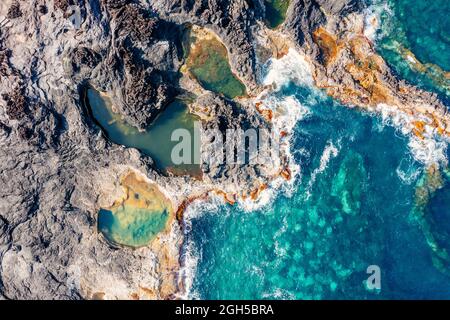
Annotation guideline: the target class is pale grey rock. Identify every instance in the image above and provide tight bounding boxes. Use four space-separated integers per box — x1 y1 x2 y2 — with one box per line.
2 0 412 300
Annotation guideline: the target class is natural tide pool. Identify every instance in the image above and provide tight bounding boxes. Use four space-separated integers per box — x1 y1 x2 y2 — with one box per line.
184 27 246 99
98 171 172 248
86 88 201 177
264 0 290 29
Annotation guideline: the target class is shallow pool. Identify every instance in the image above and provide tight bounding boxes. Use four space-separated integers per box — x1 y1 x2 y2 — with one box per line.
87 88 201 177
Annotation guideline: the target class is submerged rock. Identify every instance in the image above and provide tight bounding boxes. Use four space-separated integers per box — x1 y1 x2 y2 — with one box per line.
0 0 448 300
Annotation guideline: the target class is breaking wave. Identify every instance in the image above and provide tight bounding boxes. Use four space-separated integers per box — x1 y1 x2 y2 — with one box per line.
182 48 316 298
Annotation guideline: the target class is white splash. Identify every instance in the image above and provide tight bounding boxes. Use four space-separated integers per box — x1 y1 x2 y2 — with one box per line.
363 0 392 43
306 140 340 199
374 103 448 166
263 48 314 88
396 156 422 185
182 48 316 298
179 195 226 299
235 48 315 212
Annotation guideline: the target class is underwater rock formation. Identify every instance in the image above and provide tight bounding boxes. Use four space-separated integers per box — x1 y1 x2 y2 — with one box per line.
0 0 448 300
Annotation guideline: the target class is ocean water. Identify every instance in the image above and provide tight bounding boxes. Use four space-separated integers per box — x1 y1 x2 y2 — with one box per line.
188 84 450 299
186 1 450 299
376 0 450 103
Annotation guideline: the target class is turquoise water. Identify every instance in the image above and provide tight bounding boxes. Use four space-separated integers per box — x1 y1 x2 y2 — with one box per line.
99 207 169 248
189 84 450 299
426 175 450 262
189 1 450 297
377 0 450 103
97 172 172 248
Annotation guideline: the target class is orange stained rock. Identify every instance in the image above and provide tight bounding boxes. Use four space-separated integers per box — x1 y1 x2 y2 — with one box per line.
412 121 426 140
215 190 236 205
130 292 140 300
139 286 157 299
311 25 450 140
313 27 342 65
175 194 207 223
91 292 106 300
255 102 273 121
280 167 291 180
249 183 268 200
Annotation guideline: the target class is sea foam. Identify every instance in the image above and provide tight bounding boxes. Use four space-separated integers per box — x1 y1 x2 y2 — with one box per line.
306 140 340 199
183 48 316 298
374 103 448 166
363 0 392 43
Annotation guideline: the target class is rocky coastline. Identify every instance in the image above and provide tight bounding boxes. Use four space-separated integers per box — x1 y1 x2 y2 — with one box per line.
0 0 448 299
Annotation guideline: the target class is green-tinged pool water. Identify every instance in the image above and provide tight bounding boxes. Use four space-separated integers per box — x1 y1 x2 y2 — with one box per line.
264 0 290 29
185 28 246 99
87 89 201 177
98 172 172 248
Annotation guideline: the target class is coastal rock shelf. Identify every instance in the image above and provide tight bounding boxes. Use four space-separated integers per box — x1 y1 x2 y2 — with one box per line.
0 0 449 300
378 0 450 100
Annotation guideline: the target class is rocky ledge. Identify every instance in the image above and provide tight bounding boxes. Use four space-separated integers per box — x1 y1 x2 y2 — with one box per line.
0 0 448 299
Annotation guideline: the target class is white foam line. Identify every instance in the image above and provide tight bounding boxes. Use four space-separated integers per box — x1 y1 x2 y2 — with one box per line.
363 0 392 43
181 48 316 298
373 103 448 166
305 140 340 199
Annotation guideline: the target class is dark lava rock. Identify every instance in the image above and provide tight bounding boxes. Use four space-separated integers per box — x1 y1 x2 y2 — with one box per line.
38 5 48 15
101 3 184 129
2 88 28 121
7 2 22 19
54 0 75 12
151 0 263 91
0 121 11 139
71 47 102 72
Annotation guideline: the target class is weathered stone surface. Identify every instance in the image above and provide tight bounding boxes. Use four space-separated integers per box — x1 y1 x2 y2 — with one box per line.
6 1 22 19
0 0 448 300
150 0 263 92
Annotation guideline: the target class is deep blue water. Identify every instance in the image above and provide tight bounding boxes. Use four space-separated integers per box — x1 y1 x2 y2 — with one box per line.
188 0 450 299
188 84 450 299
377 0 450 104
